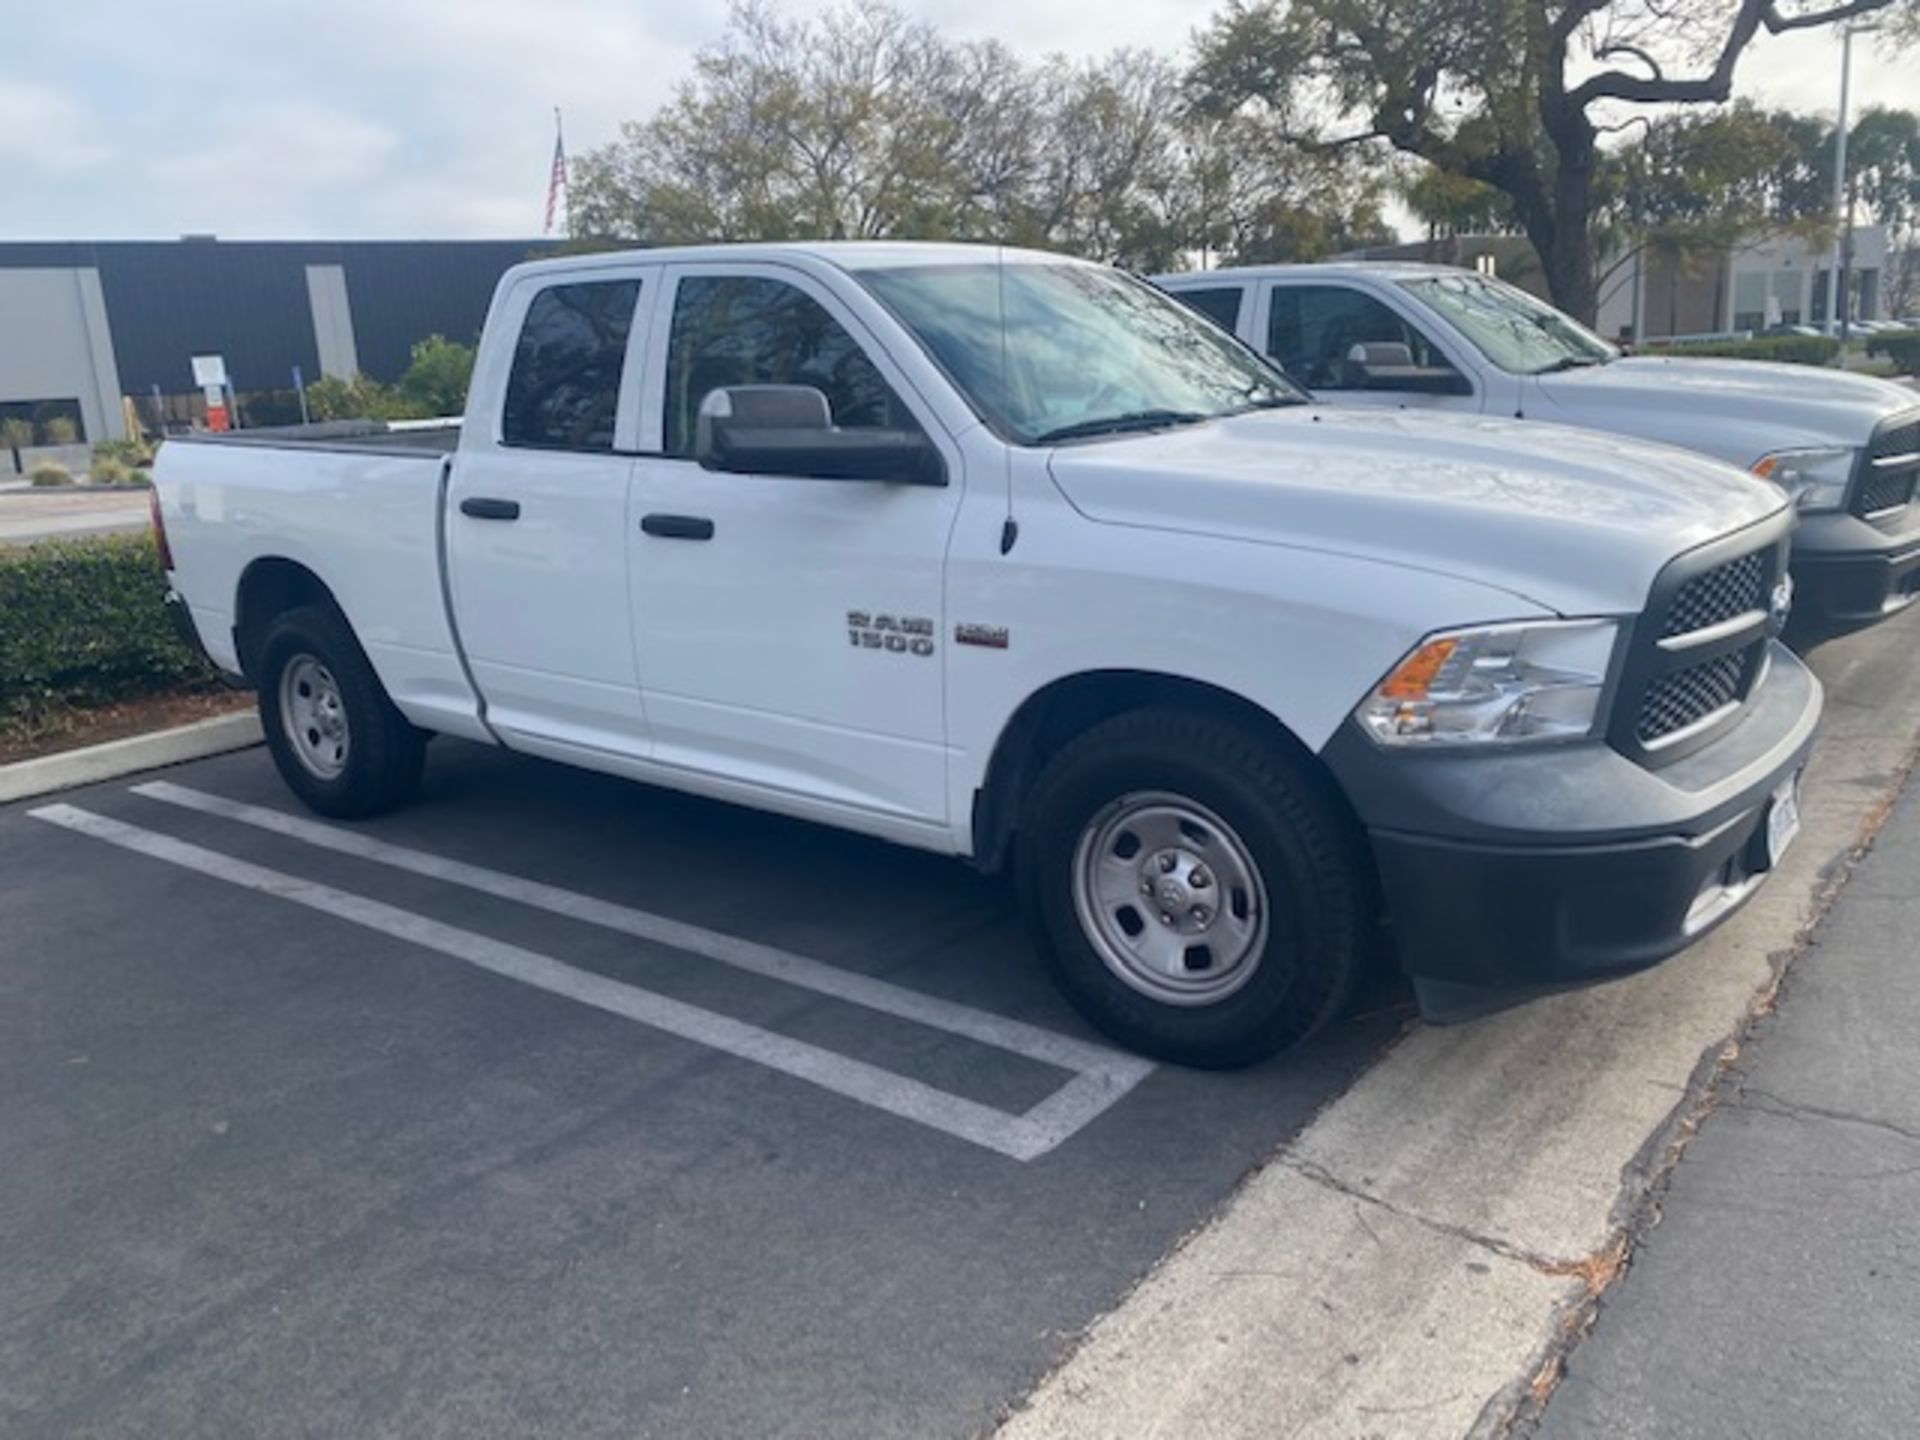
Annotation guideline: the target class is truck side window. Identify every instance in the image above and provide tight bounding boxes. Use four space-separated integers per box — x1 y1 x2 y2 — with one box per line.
1268 285 1456 392
1173 286 1246 333
502 279 641 452
663 276 916 457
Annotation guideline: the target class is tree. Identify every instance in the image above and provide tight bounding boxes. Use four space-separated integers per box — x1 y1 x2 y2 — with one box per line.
1 417 33 474
1189 0 1919 321
569 0 1387 272
1846 107 1920 313
570 0 995 245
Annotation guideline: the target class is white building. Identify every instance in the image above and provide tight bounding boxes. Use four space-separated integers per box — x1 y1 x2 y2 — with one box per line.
1595 224 1889 341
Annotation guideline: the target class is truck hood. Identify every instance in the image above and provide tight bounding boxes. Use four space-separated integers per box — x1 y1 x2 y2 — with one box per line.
1045 406 1786 617
1536 356 1916 460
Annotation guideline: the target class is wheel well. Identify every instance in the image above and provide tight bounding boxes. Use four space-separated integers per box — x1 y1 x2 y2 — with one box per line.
970 671 1364 875
233 558 340 681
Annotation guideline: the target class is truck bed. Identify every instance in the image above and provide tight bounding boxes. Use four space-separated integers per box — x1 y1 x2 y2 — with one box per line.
170 419 461 459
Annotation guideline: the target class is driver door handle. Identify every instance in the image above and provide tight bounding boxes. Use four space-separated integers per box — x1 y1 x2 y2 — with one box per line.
641 514 715 541
459 497 521 521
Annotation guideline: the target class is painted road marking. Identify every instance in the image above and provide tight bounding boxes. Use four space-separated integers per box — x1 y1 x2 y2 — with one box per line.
32 802 1149 1161
133 782 1141 1079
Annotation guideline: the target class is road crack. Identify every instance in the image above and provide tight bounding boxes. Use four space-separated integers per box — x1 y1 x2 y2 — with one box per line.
1277 1155 1586 1277
1725 1084 1920 1146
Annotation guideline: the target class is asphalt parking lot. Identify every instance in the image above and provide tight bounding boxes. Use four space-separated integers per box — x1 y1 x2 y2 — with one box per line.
0 740 1400 1440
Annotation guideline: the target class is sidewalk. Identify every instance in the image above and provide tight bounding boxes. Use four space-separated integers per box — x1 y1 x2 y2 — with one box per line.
1533 774 1920 1439
0 486 149 544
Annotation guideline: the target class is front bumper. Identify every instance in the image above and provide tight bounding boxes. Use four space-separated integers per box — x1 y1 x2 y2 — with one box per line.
1789 509 1920 628
1322 641 1822 1022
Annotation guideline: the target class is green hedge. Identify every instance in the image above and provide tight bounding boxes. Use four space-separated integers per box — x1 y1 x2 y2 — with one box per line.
1651 334 1842 367
1866 329 1920 376
0 532 219 724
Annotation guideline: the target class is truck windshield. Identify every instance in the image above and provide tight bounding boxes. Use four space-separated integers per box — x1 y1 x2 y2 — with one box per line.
1399 273 1618 376
855 261 1304 445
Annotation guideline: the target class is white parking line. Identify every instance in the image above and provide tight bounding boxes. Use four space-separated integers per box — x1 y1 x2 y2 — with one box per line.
31 801 1150 1161
132 781 1145 1080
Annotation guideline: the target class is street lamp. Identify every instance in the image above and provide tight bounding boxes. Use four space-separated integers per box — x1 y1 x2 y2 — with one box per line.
1825 21 1880 341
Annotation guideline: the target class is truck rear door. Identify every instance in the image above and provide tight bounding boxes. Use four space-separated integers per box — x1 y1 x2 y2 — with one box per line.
625 261 961 828
445 264 659 757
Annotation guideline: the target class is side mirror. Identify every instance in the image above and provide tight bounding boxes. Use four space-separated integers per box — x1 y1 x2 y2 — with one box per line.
694 385 945 486
1345 342 1474 396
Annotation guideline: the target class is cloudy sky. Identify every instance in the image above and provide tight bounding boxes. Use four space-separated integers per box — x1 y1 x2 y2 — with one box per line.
2 0 1911 243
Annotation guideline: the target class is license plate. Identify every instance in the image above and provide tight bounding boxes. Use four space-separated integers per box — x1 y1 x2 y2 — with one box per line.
1766 772 1803 868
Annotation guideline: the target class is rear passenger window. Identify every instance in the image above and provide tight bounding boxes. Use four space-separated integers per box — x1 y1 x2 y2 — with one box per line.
501 279 640 452
663 275 916 457
1173 286 1246 333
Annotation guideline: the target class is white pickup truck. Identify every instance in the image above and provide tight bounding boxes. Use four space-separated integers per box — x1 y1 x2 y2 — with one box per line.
156 242 1821 1066
1155 263 1920 629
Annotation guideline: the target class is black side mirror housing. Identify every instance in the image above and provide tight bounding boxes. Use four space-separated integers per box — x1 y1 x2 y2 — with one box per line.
694 385 946 486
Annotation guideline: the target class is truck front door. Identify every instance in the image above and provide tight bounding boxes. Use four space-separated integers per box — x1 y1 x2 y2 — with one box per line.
1260 280 1487 412
626 263 960 830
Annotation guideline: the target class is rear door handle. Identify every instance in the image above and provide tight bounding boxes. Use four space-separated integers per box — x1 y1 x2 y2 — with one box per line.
460 497 521 521
641 514 715 541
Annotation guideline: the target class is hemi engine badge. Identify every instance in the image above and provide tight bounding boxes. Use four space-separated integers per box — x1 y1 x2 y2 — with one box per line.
955 623 1010 650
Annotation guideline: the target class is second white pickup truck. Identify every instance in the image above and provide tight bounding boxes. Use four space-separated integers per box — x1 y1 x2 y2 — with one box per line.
1156 262 1920 630
157 242 1820 1066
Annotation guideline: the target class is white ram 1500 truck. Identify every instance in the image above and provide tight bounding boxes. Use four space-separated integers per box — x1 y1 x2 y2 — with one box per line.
156 242 1821 1066
1155 262 1920 629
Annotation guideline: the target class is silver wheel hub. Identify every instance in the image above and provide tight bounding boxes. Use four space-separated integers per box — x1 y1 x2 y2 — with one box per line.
279 654 350 781
1072 792 1270 1007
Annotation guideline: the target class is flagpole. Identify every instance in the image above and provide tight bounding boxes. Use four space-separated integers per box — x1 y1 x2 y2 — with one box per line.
545 106 569 236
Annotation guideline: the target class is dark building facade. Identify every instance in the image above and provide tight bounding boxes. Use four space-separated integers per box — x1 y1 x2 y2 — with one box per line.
0 237 563 442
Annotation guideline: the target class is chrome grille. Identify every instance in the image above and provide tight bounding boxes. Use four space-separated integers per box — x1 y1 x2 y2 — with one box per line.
1631 544 1774 749
1661 551 1765 638
1857 411 1920 524
1636 650 1748 745
1857 466 1918 518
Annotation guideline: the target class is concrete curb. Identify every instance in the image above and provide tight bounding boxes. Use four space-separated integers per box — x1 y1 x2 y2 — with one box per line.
997 610 1920 1440
0 711 262 805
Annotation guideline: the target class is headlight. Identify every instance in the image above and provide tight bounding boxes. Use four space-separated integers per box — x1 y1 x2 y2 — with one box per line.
1356 620 1620 748
1752 447 1854 513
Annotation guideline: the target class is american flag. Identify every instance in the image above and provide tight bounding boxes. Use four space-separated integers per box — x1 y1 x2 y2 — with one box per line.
543 110 568 235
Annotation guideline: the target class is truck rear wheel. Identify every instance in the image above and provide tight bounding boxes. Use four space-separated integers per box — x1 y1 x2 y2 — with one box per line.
1018 707 1367 1068
257 604 425 818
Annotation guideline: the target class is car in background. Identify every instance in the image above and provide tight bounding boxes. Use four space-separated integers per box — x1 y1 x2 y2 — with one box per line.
1155 262 1920 631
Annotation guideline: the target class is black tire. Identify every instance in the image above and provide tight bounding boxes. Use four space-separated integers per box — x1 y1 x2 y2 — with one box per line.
256 603 426 818
1017 707 1369 1068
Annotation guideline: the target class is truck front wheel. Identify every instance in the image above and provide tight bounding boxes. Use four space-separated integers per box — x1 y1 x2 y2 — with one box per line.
257 604 425 818
1019 708 1368 1068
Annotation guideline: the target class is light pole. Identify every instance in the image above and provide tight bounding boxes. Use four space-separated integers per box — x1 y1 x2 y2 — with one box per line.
1825 22 1879 340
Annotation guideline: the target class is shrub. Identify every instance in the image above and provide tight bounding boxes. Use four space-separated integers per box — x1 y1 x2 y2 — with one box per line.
1652 334 1842 367
28 463 74 487
93 437 157 469
88 455 131 486
397 335 476 418
0 533 219 725
41 415 80 445
303 372 423 423
1866 329 1920 376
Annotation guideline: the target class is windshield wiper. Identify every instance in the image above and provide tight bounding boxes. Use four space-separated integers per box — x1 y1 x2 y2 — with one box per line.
1034 409 1207 444
1534 355 1607 374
